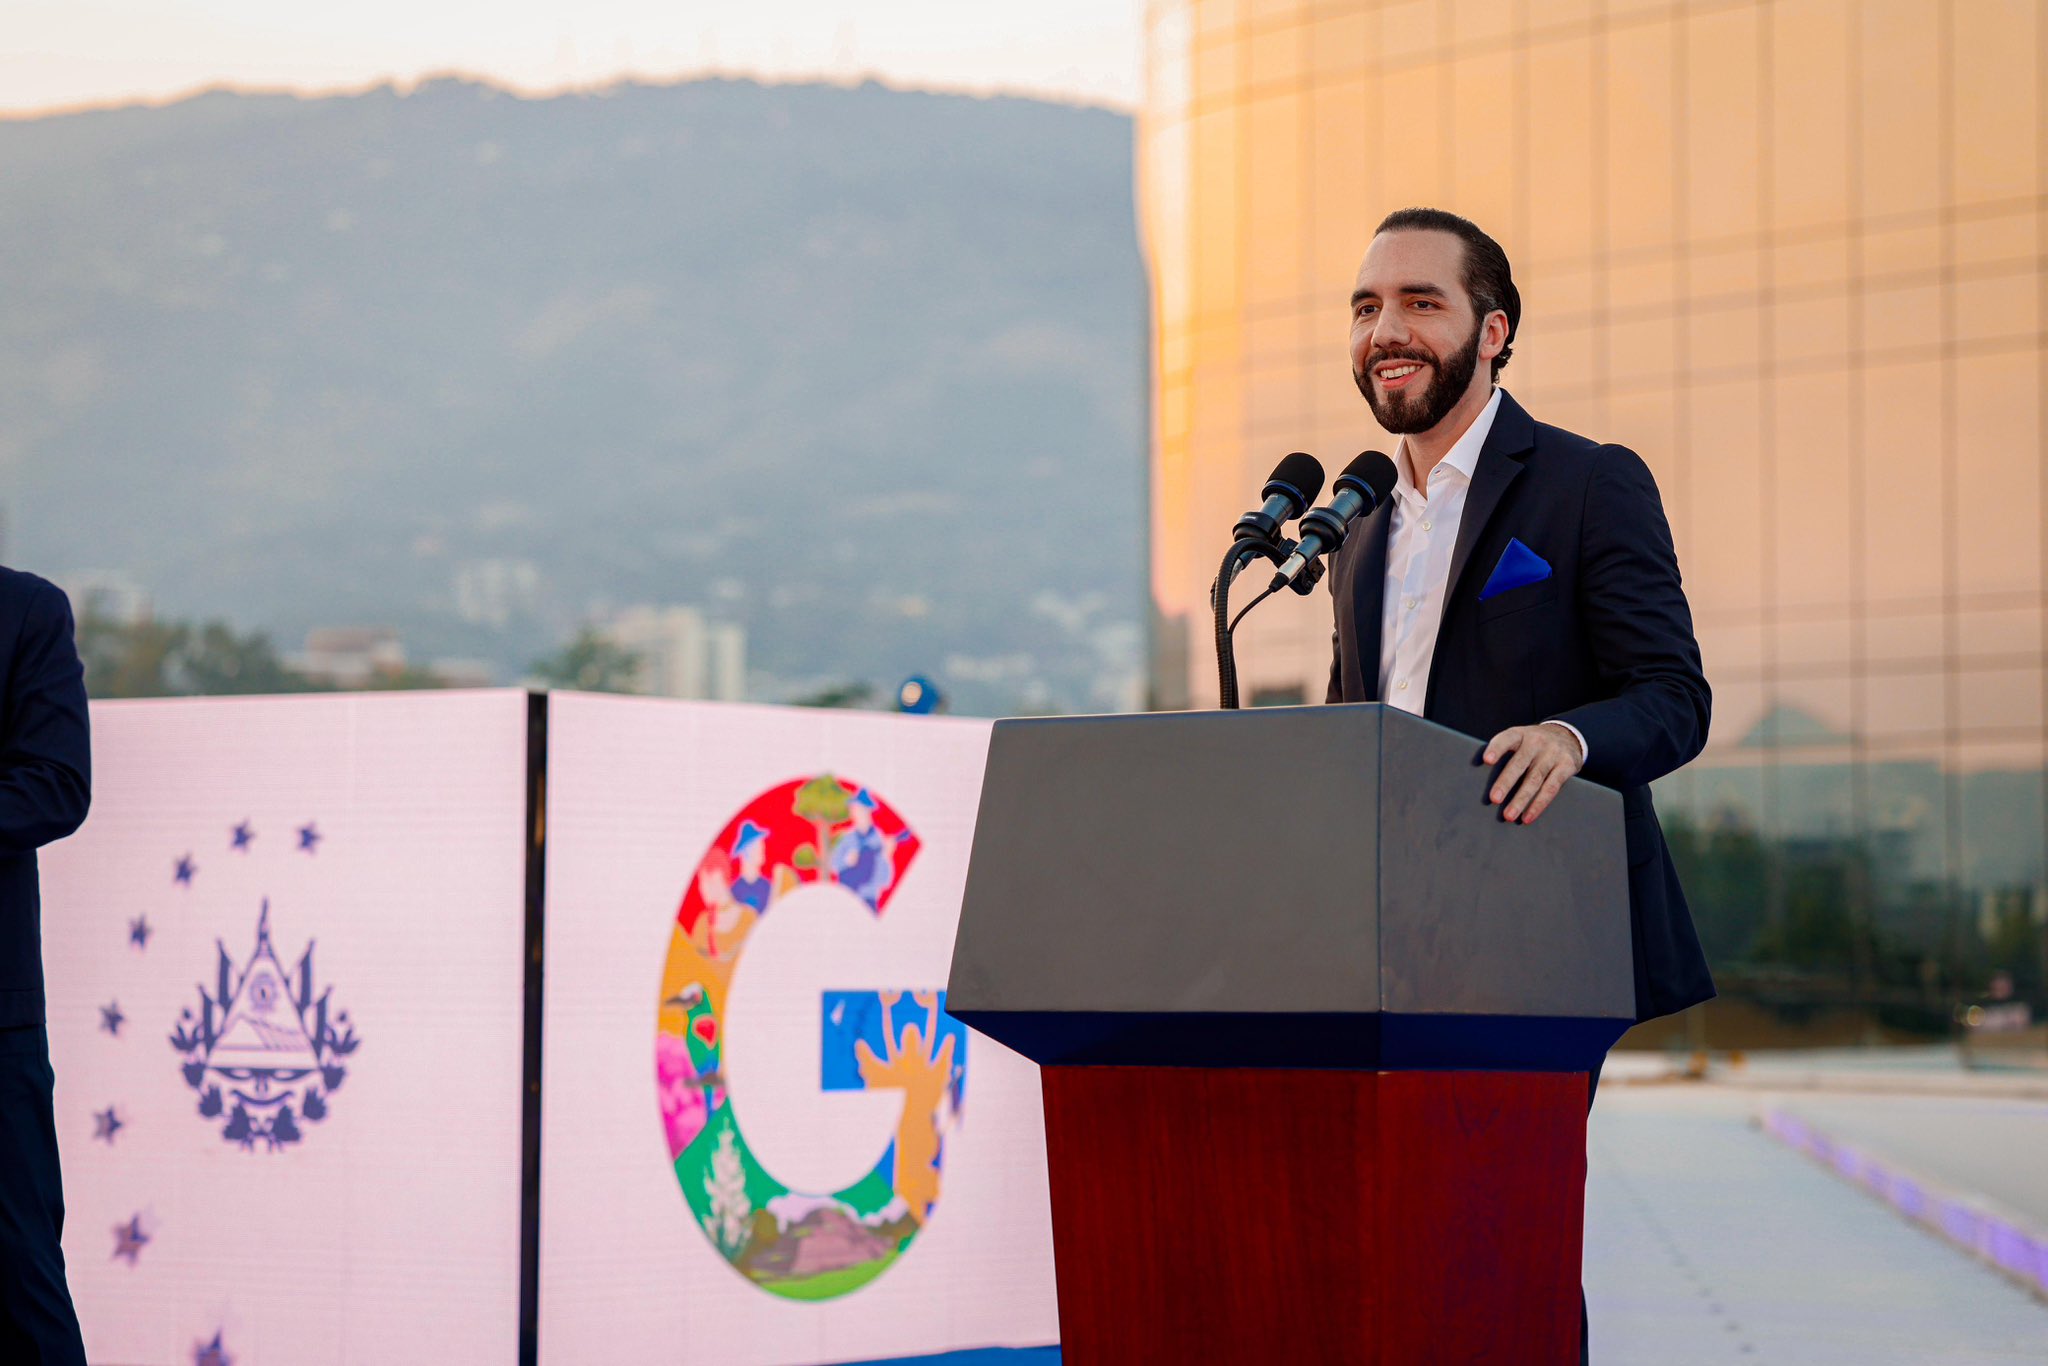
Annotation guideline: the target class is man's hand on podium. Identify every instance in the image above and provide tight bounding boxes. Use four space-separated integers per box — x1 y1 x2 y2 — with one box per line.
1482 722 1586 824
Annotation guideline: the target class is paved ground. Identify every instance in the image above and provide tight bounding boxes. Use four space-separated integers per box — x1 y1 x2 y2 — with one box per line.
892 1053 2048 1366
1766 1092 2048 1232
1607 1044 2048 1095
1586 1083 2048 1365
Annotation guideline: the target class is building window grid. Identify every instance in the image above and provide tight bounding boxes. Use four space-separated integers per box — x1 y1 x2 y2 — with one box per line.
1229 330 2047 413
1149 0 2048 913
1937 0 1966 957
1165 0 1763 96
2038 0 2048 962
1141 201 2048 335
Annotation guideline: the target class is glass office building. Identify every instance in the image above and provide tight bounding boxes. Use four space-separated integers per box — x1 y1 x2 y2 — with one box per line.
1142 0 2046 1038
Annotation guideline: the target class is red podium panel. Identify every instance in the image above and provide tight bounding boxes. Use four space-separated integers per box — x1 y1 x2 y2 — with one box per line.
1040 1067 1586 1365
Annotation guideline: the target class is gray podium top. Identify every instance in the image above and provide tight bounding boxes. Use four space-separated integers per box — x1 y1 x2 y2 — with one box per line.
945 703 1633 1071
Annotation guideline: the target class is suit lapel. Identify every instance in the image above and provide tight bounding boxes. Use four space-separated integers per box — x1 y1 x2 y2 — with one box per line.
1348 502 1393 701
1444 389 1537 611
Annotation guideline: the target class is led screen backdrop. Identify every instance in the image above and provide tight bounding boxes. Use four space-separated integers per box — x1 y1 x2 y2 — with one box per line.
41 692 533 1366
538 694 1058 1365
38 690 1058 1364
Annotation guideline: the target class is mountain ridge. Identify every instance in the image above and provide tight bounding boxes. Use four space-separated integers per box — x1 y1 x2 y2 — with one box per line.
0 74 1146 713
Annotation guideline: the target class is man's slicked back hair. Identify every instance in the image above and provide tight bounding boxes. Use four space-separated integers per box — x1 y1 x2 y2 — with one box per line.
1373 207 1520 379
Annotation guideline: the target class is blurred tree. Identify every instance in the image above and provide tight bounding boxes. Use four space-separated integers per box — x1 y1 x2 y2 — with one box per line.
78 608 314 698
359 665 451 692
1755 859 1861 971
74 605 482 696
1981 887 2046 997
1663 815 1771 965
170 621 309 695
529 628 642 694
76 608 183 697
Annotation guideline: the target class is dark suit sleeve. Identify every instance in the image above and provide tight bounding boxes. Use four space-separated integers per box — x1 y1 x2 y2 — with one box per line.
1549 447 1710 789
0 582 91 856
1325 629 1342 704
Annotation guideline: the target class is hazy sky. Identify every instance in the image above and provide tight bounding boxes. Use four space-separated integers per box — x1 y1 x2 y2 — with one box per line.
2 0 1143 117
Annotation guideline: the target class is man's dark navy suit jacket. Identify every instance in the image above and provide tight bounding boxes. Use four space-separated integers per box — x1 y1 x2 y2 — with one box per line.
0 569 92 1030
1326 389 1715 1023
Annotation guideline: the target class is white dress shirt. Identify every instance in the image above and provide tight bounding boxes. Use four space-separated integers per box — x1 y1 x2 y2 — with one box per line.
1377 387 1587 761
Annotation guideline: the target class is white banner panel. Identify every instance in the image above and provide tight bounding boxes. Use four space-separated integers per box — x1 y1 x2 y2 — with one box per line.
539 694 1057 1365
42 692 532 1366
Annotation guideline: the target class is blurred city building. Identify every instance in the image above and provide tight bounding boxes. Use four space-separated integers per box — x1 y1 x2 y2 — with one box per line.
295 627 407 688
55 569 153 625
1142 0 2045 1038
454 557 544 628
601 605 746 702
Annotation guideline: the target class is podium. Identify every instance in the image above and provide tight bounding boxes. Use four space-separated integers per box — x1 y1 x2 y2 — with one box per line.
946 704 1633 1364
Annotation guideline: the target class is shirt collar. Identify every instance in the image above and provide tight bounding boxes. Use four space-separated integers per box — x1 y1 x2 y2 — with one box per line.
1394 386 1505 503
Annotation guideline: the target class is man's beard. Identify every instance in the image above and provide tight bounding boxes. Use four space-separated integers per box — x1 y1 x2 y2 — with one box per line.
1354 323 1482 434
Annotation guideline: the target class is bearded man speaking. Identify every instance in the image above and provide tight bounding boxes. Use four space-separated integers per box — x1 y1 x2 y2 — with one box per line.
1324 207 1714 1360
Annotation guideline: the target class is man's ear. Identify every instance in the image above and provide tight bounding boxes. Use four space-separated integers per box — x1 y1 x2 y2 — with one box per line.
1480 309 1510 362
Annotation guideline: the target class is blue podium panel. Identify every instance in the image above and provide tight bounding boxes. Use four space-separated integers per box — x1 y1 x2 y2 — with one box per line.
836 1349 1060 1366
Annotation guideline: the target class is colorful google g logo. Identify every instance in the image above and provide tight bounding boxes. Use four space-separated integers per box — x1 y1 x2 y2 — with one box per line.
655 774 968 1300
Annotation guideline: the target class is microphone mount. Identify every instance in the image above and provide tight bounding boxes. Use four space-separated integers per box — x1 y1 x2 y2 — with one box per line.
1211 534 1323 711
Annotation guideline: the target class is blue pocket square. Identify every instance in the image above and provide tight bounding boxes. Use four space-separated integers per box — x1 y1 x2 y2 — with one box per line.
1479 538 1552 601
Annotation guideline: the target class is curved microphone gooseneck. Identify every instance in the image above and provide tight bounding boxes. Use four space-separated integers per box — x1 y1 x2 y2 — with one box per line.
1211 454 1325 710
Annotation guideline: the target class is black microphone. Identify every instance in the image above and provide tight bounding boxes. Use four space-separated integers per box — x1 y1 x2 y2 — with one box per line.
1270 450 1398 590
1232 452 1325 549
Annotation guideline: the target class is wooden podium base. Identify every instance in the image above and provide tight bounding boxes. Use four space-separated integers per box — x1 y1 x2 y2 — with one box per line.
1040 1067 1588 1365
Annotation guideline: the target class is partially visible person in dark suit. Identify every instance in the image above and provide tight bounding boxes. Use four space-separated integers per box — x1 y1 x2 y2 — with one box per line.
1326 207 1713 1363
0 567 92 1364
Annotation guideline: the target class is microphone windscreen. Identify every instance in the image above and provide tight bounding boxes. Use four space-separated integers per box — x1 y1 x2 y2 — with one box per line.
1338 449 1399 508
1266 451 1325 508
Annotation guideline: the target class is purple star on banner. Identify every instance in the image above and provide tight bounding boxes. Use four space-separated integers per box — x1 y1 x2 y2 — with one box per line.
193 1330 233 1366
174 854 196 886
230 821 254 852
99 1001 125 1037
112 1215 148 1265
129 915 151 950
93 1106 123 1144
297 822 321 853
